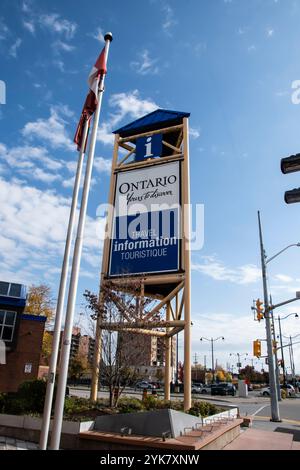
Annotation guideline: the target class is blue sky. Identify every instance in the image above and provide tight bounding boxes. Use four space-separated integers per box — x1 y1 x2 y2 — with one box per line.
1 0 300 372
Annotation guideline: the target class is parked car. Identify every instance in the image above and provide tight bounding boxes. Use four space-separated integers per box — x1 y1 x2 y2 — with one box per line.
135 381 155 390
281 384 295 397
200 384 212 394
149 381 162 389
191 385 202 394
261 385 295 397
260 386 270 396
211 383 236 396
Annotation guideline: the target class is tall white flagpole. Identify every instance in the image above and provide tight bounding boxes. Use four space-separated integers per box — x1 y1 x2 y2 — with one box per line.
39 117 90 450
50 32 113 450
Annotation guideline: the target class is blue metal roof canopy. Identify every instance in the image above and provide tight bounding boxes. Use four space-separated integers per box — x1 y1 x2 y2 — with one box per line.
113 108 190 138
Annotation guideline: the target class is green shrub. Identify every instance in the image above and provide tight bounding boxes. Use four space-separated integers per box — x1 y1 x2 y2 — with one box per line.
2 396 26 414
117 397 144 414
0 393 5 413
188 401 219 417
17 380 47 413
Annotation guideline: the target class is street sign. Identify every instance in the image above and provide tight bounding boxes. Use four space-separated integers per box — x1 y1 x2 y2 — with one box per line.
135 133 162 161
109 161 181 277
24 363 32 374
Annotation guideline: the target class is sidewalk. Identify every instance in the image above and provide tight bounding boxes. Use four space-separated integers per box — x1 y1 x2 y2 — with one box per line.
224 428 300 450
0 436 38 450
224 416 300 450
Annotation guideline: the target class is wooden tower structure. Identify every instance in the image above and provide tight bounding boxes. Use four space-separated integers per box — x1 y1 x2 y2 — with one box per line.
91 109 192 410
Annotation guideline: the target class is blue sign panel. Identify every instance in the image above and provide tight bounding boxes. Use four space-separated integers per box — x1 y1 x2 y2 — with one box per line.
135 133 162 161
109 161 181 277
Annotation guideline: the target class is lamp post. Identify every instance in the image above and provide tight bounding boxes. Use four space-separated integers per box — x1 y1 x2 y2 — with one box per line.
229 353 248 375
275 314 299 386
283 334 300 384
257 211 300 421
200 337 224 383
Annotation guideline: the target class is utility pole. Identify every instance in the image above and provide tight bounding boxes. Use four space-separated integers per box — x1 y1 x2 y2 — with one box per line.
270 301 282 401
193 353 198 381
211 339 215 383
278 316 286 386
258 211 281 421
290 336 295 383
176 333 179 384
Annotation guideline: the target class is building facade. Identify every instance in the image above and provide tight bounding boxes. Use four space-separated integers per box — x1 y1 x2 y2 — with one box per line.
0 281 46 392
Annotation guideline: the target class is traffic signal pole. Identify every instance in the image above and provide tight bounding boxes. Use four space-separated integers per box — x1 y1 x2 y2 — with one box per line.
278 317 287 386
270 306 282 402
258 211 281 422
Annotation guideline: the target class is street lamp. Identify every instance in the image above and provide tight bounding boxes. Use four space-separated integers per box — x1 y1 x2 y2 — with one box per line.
275 314 299 386
200 337 224 383
257 213 300 421
266 244 300 265
229 353 248 374
282 333 300 384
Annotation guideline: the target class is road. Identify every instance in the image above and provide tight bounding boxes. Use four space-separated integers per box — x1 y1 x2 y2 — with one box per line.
69 386 300 422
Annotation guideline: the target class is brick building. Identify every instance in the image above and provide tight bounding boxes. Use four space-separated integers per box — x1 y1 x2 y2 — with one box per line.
0 281 46 392
119 332 176 369
46 327 95 366
0 314 46 392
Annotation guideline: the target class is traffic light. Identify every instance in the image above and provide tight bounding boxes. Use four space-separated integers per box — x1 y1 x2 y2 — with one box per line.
281 154 300 204
256 299 264 322
253 340 262 358
281 154 300 174
272 340 278 354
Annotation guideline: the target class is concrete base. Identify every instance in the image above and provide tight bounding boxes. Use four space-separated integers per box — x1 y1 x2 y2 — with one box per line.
80 419 243 451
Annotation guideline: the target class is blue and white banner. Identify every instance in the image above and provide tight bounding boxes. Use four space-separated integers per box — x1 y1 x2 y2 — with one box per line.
109 161 181 277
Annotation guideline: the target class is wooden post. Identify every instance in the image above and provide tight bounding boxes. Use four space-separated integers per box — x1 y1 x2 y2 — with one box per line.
164 302 171 401
183 117 191 411
90 134 119 402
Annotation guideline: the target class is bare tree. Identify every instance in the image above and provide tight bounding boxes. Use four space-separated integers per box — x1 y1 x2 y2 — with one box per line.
84 278 162 407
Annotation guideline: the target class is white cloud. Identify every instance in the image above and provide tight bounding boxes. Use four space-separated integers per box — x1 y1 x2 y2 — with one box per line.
275 274 294 283
24 167 61 183
0 143 63 171
0 18 9 41
0 177 104 279
22 1 31 13
130 50 159 75
52 40 75 53
189 127 201 139
9 38 22 58
94 156 112 174
192 256 261 285
23 20 35 34
97 90 158 145
162 3 177 36
39 14 77 39
89 27 105 43
22 105 74 151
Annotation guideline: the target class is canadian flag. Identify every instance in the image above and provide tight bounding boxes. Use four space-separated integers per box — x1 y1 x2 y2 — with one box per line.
74 46 107 151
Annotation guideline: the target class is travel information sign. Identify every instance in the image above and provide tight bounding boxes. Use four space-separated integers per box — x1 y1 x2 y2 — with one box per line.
109 161 181 277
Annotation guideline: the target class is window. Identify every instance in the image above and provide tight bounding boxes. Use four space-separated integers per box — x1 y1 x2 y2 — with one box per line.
0 282 22 298
9 284 22 297
0 310 17 342
0 282 9 296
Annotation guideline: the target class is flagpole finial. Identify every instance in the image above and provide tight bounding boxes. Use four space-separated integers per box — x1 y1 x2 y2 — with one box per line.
104 32 113 42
